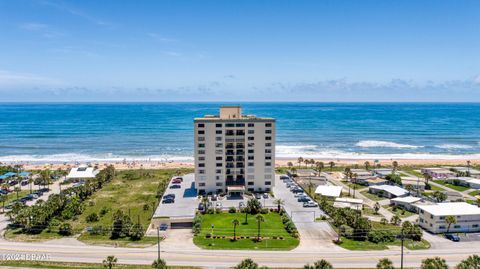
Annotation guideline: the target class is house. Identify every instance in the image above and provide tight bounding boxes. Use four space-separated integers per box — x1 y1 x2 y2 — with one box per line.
373 168 397 178
450 167 480 177
421 168 456 179
417 202 480 233
467 178 480 189
350 169 372 177
66 165 99 182
315 185 343 198
333 197 363 210
355 176 387 186
369 185 409 199
390 196 422 212
446 177 480 190
401 177 426 191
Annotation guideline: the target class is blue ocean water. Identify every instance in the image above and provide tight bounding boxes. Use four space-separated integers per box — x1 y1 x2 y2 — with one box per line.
0 103 479 163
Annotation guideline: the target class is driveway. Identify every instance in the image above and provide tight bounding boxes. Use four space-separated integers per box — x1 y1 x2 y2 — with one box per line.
273 175 340 251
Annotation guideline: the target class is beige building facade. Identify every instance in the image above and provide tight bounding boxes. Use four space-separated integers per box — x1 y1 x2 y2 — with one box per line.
194 106 275 195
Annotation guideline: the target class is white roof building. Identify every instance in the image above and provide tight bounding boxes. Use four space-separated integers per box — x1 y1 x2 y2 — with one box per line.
315 185 343 198
391 196 422 204
369 185 409 198
333 197 363 210
66 165 99 180
417 202 480 233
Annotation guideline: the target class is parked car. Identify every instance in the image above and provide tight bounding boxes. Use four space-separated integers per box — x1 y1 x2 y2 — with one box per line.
254 193 262 199
9 181 18 186
303 201 318 208
280 175 290 181
162 198 175 204
211 194 218 201
170 184 181 189
262 193 269 199
0 190 7 195
172 177 182 184
445 234 460 242
215 202 222 209
297 196 310 202
33 191 43 196
21 180 28 186
198 203 205 211
239 202 245 208
159 223 168 231
164 194 176 199
294 193 307 198
172 176 183 182
291 188 304 194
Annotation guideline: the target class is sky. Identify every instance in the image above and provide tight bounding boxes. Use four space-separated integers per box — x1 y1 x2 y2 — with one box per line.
0 0 480 102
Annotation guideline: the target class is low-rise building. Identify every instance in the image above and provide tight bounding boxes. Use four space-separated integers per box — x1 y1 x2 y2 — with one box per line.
333 197 363 210
369 185 409 199
373 168 397 178
350 169 372 177
315 185 343 198
447 177 480 189
66 165 99 182
421 168 456 179
449 167 480 177
355 176 387 186
401 177 426 191
417 202 480 233
390 196 422 212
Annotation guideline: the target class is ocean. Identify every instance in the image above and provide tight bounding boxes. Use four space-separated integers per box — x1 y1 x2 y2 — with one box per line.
1 102 480 163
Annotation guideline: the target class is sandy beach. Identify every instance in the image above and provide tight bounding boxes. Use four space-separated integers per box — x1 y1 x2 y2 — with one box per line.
12 157 480 171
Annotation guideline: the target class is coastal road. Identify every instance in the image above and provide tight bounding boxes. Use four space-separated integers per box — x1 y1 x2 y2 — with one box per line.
0 239 479 268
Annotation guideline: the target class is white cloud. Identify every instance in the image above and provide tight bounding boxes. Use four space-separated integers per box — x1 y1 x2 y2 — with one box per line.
19 22 48 31
147 33 178 43
0 70 60 85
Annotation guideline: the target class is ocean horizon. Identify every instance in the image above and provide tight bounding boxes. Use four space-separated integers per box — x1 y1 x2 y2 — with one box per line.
1 102 480 163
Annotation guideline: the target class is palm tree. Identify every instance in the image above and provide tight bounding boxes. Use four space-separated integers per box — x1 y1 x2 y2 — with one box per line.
102 255 117 269
456 254 480 269
287 162 293 170
234 259 258 269
297 157 304 168
390 215 401 226
315 161 324 175
392 161 399 172
467 160 471 174
255 214 265 241
445 215 457 233
202 196 209 211
304 159 310 168
309 159 315 168
421 257 448 269
376 258 394 269
423 173 432 185
273 199 284 212
14 186 21 200
364 161 371 171
0 195 6 213
374 202 380 215
304 259 333 269
232 219 240 241
28 176 34 194
328 161 335 171
152 258 167 269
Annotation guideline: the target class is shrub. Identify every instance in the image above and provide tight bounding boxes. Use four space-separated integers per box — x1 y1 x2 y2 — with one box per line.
86 212 99 222
206 208 215 214
99 207 109 216
91 225 107 235
228 207 237 213
367 230 395 243
47 218 61 233
58 223 72 236
143 203 150 211
260 208 269 214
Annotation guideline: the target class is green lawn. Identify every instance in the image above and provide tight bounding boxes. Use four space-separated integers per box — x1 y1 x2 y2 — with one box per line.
193 212 299 250
468 190 480 196
347 182 368 190
0 260 198 269
360 190 386 201
382 205 416 218
6 168 193 247
433 180 470 192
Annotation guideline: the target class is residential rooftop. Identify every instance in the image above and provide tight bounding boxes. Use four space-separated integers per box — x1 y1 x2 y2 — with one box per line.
369 185 409 197
417 202 480 216
194 106 274 121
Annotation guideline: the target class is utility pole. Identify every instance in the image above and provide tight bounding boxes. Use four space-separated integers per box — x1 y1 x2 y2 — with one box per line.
157 227 160 260
400 227 404 269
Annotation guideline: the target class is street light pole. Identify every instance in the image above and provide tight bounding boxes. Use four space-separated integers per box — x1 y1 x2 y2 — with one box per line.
400 228 404 269
157 227 160 261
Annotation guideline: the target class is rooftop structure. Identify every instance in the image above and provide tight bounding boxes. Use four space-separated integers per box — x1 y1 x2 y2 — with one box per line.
333 197 363 210
66 165 99 180
418 202 480 233
315 185 343 198
421 168 456 179
373 168 397 177
369 185 409 198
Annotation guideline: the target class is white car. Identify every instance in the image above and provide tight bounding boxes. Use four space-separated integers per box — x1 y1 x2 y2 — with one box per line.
294 193 307 198
303 201 318 208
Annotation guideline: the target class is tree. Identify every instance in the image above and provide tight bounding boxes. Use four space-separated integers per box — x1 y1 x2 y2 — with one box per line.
374 202 380 215
103 255 118 269
423 173 433 184
328 161 335 171
0 195 6 213
392 161 399 172
152 258 167 269
304 259 334 269
315 161 324 175
304 159 310 168
234 258 259 269
456 255 480 269
364 161 371 171
129 222 144 240
421 257 448 269
287 162 293 169
297 157 304 168
273 199 284 212
433 191 448 202
14 186 21 200
232 219 240 241
390 215 401 226
246 198 262 214
380 218 388 225
255 214 265 241
445 215 457 233
58 222 72 236
376 258 394 269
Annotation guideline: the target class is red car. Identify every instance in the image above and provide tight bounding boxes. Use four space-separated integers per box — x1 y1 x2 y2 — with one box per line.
172 177 183 184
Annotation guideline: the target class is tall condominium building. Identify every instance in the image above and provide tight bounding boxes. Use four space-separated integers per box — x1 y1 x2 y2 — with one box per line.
194 106 275 195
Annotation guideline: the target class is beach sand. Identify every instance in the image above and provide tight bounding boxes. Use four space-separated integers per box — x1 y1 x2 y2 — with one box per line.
16 158 480 171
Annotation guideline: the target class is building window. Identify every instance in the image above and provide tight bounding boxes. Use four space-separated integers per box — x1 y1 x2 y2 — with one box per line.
216 156 223 160
226 123 234 127
265 130 272 134
454 225 461 229
216 137 222 141
215 150 223 154
248 156 254 160
473 224 479 228
265 156 271 160
248 136 254 141
236 123 245 127
198 137 205 141
248 182 254 186
198 143 205 148
265 162 271 166
199 170 205 174
198 130 205 135
248 143 255 147
265 143 271 147
198 123 205 128
248 188 254 192
248 149 254 154
198 183 206 187
198 156 205 161
216 169 222 174
198 150 205 154
216 123 222 127
265 181 271 185
248 162 254 167
216 130 222 134
198 163 205 167
216 182 223 186
265 123 272 127
265 136 271 140
265 149 272 154
216 163 222 167
248 130 254 134
215 143 223 148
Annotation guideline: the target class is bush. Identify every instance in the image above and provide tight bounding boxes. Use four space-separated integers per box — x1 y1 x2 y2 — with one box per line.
91 225 107 235
99 207 109 216
206 208 215 214
58 223 72 236
86 212 99 222
47 218 61 233
367 230 395 243
228 207 237 213
260 208 269 214
143 203 150 211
